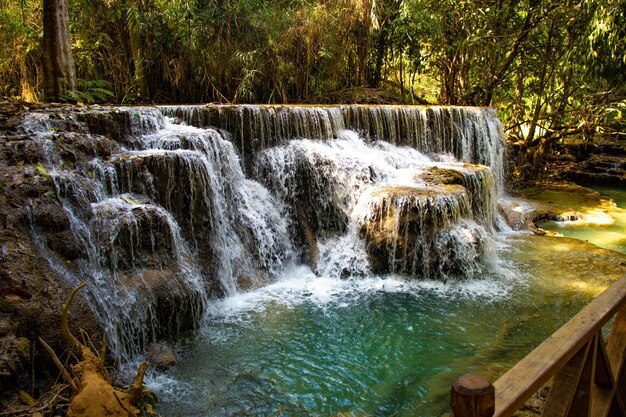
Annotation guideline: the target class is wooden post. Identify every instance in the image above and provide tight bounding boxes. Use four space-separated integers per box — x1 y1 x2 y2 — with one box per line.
451 373 495 417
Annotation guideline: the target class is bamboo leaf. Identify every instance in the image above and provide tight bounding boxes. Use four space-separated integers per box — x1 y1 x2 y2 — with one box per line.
121 195 140 205
19 390 36 406
36 163 51 178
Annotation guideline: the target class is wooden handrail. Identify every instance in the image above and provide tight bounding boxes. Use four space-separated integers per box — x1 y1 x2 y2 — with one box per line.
450 273 626 417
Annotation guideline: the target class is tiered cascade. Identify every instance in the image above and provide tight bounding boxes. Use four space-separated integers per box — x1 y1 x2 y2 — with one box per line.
160 104 506 188
22 104 505 363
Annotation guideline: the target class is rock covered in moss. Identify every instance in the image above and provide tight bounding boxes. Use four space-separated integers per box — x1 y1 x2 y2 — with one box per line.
357 185 488 277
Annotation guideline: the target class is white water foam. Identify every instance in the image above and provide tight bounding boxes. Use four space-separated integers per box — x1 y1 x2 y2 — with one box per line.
26 105 510 369
204 262 520 325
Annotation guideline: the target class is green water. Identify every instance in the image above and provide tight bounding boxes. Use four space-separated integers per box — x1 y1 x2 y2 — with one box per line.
155 232 626 417
156 187 626 417
538 185 626 255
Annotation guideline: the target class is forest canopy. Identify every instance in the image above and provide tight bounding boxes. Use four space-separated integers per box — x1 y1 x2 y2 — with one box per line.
1 0 625 174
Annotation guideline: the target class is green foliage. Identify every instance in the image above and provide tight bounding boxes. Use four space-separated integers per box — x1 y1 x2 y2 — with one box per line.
0 0 41 100
0 0 624 176
63 79 115 104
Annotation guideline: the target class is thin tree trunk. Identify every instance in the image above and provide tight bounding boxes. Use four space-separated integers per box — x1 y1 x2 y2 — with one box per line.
128 7 149 100
42 0 76 101
482 12 534 106
371 29 388 88
525 20 557 144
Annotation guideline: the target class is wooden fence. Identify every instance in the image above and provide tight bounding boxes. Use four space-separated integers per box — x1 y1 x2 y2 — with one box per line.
450 273 626 417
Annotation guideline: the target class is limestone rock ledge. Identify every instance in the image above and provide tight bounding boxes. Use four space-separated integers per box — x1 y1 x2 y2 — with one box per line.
358 184 488 277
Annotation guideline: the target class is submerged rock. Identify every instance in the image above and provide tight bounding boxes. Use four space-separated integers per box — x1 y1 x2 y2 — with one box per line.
506 234 626 295
147 342 177 371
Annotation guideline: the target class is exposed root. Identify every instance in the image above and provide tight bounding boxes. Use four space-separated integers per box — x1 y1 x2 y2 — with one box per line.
61 282 88 352
36 283 159 417
128 362 149 405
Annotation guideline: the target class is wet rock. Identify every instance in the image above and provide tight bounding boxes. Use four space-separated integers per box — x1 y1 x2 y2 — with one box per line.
421 166 465 185
31 201 71 233
421 164 497 225
0 335 30 392
358 185 486 276
92 203 177 273
137 269 203 338
4 139 46 165
564 154 626 186
0 319 16 337
55 132 119 161
296 204 319 269
77 107 163 144
46 229 83 261
551 141 626 186
256 145 351 236
498 200 528 231
511 181 613 229
147 342 177 370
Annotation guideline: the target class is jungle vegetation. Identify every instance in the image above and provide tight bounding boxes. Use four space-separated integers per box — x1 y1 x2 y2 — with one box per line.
1 0 625 177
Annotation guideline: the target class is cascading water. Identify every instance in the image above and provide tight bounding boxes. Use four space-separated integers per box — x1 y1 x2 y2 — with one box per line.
22 104 513 416
24 107 297 362
15 104 626 416
254 130 498 278
160 105 506 189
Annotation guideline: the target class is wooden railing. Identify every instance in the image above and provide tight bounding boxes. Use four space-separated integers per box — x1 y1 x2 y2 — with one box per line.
450 273 626 417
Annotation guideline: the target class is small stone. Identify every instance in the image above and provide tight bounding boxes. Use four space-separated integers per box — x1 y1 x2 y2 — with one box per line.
147 342 177 370
15 338 30 360
10 174 24 188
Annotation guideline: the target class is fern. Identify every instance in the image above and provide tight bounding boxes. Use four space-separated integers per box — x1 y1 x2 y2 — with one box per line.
63 79 115 104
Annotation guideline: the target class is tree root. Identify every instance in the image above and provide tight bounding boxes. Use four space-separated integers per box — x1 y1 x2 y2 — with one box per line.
61 282 87 352
36 283 159 417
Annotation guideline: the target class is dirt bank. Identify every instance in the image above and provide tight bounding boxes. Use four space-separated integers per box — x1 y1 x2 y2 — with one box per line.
0 102 103 409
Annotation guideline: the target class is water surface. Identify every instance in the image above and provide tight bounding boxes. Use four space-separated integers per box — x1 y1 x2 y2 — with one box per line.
538 185 626 255
156 230 626 417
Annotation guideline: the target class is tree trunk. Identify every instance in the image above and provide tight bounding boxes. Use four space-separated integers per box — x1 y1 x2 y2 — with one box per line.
42 0 76 101
482 12 534 107
370 29 388 88
128 18 149 100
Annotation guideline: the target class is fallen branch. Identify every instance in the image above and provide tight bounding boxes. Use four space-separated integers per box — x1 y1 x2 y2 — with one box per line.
38 337 79 393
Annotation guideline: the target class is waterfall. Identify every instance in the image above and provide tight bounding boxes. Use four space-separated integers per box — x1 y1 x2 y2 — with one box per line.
24 108 295 362
160 104 505 190
22 104 506 364
255 130 496 278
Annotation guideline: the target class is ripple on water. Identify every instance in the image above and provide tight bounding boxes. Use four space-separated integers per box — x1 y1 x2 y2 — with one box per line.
156 231 626 417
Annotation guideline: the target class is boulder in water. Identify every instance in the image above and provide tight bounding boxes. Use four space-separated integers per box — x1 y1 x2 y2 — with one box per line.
358 185 487 276
147 342 177 371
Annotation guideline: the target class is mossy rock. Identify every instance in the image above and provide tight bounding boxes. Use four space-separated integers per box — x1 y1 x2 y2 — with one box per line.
421 166 465 186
